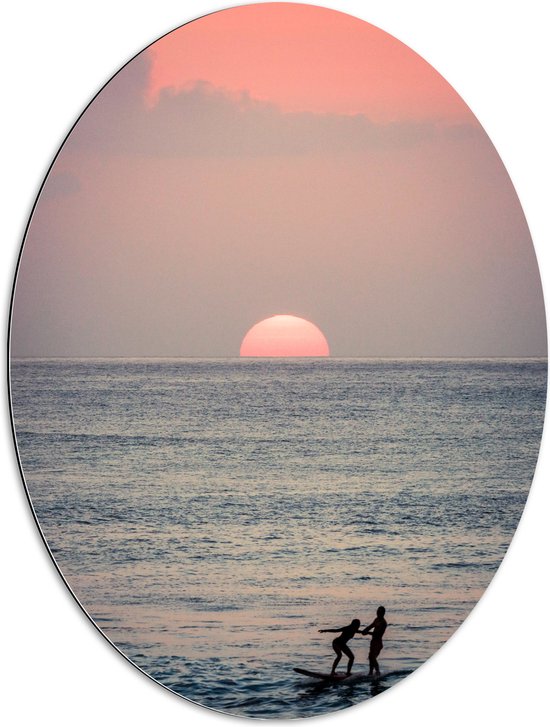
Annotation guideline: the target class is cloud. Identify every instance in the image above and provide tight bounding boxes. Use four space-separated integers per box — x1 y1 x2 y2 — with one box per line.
39 171 81 201
64 51 474 158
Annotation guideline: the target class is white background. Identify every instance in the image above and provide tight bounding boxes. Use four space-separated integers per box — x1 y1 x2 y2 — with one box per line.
2 1 548 725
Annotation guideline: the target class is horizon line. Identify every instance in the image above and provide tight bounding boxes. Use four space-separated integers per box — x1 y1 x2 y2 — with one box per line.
10 355 548 361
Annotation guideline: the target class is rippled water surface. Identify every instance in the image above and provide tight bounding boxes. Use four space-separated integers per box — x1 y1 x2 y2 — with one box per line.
10 358 546 718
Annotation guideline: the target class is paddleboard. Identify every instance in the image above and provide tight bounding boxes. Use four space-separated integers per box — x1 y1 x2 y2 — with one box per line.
293 668 366 682
293 668 411 682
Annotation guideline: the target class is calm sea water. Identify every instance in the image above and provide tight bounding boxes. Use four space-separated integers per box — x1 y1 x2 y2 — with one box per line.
10 358 547 718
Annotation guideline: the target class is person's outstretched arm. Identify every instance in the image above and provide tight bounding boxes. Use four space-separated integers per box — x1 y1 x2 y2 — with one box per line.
318 627 344 633
361 621 376 635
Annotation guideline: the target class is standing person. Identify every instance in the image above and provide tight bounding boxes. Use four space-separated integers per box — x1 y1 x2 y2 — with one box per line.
318 619 362 675
361 606 387 677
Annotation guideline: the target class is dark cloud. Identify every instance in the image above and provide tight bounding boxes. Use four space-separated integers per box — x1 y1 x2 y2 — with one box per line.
39 171 81 201
64 50 471 158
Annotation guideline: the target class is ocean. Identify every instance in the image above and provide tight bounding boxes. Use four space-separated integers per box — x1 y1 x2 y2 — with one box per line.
9 358 547 718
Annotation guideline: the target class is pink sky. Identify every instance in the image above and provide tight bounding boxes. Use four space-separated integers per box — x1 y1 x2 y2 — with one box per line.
147 3 470 123
11 3 546 357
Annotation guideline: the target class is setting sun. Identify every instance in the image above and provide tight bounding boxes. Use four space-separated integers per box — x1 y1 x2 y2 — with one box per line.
240 315 330 357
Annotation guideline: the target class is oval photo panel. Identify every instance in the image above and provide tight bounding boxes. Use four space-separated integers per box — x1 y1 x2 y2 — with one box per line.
9 2 546 719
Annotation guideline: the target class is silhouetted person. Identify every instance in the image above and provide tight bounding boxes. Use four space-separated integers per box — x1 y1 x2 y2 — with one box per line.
361 606 387 677
318 619 362 675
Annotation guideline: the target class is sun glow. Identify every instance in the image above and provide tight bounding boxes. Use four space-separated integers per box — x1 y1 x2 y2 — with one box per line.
240 315 330 357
